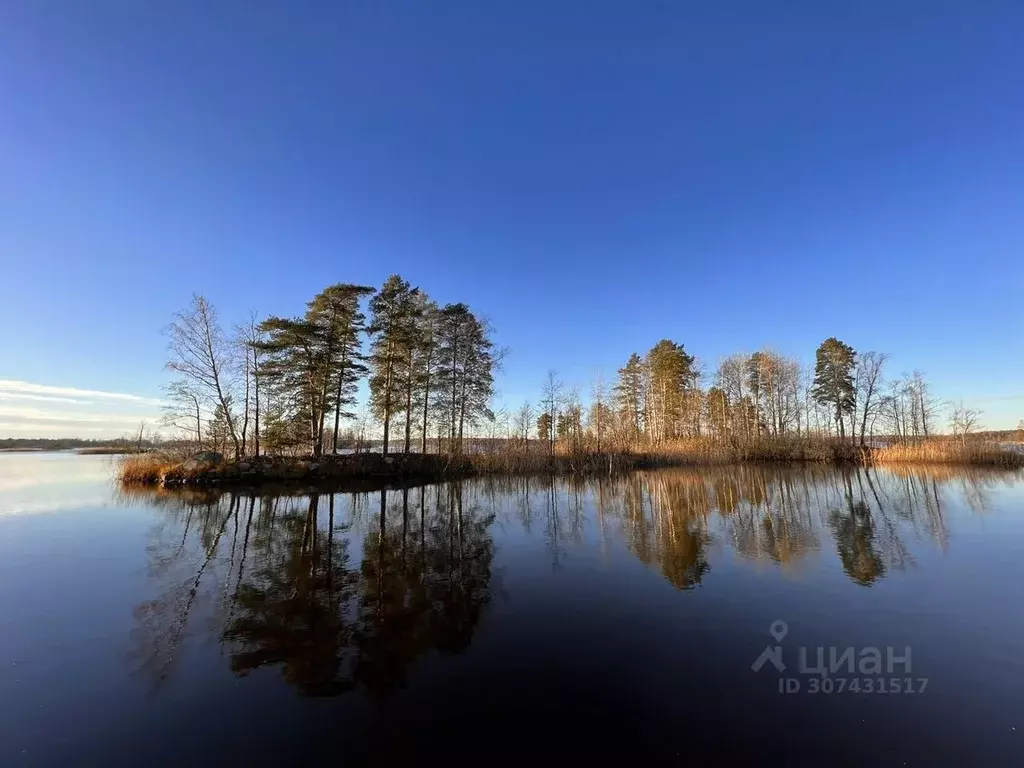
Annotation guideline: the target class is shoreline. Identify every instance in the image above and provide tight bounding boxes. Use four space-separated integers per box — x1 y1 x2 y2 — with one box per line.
117 441 1024 489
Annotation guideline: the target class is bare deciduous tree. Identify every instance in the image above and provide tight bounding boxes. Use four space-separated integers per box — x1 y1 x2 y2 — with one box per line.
856 351 888 445
161 379 205 447
541 370 563 454
949 402 982 446
233 310 264 458
515 401 534 447
590 374 608 452
167 294 240 457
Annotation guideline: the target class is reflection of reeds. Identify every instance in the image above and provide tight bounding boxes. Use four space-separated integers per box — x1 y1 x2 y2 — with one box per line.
880 461 1022 483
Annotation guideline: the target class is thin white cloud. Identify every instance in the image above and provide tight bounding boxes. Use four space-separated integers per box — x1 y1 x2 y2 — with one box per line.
0 422 153 436
0 379 163 406
0 382 165 437
0 405 137 423
0 391 89 404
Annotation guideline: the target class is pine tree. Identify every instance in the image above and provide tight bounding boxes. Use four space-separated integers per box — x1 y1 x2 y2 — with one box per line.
257 316 324 453
309 284 373 454
811 337 857 439
433 303 496 454
536 412 552 445
615 353 646 441
411 295 440 453
368 275 418 456
257 284 372 456
646 340 695 442
208 399 233 454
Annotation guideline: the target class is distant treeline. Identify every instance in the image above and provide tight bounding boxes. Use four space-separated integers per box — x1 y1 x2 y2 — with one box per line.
0 437 197 452
0 437 135 451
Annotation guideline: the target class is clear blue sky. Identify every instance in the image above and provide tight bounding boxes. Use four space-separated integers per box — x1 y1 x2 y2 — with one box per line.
2 1 1023 436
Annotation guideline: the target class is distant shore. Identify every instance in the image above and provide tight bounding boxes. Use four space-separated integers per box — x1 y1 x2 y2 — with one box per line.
115 437 1024 488
0 444 150 455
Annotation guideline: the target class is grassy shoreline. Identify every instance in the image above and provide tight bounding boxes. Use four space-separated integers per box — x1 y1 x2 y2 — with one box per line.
116 437 1024 488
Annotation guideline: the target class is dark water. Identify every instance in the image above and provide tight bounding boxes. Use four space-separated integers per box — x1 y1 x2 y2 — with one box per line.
2 453 1024 765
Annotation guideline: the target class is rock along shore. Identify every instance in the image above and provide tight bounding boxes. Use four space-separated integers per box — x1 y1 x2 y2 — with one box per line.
160 452 473 487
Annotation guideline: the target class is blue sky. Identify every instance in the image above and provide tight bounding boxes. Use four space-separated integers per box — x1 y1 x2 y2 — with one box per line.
2 1 1023 436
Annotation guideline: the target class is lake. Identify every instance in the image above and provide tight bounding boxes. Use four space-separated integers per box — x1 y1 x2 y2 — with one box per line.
1 453 1023 764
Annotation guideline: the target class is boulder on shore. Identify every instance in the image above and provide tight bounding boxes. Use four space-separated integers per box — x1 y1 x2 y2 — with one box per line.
178 451 225 473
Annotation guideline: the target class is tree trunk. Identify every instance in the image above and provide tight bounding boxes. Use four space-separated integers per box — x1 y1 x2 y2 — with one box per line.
382 339 394 456
332 349 348 455
252 352 260 458
333 371 343 455
448 331 460 453
859 384 872 447
204 321 241 460
193 397 203 449
404 347 413 454
420 373 431 454
457 371 467 454
240 361 250 456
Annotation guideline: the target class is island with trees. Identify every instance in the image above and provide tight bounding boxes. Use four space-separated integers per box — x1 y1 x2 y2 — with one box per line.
118 274 1024 487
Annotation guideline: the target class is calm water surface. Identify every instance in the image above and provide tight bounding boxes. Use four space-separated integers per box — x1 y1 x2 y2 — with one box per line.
2 452 1023 764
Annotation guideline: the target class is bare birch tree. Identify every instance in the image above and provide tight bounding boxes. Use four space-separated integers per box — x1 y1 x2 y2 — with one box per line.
541 370 563 454
855 351 888 445
949 402 982 446
161 379 205 447
167 294 240 458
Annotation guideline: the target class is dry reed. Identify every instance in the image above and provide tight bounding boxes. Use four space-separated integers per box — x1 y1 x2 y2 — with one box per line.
116 453 181 484
871 439 1024 468
116 436 1023 487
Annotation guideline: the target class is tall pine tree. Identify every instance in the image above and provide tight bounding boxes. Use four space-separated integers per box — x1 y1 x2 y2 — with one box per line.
615 353 646 442
368 275 418 455
257 284 372 456
811 337 857 439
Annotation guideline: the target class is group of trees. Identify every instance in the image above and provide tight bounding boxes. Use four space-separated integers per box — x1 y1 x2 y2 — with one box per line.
162 275 499 458
163 283 994 460
514 336 961 454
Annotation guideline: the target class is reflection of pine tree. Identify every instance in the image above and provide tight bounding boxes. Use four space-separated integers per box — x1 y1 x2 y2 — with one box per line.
224 494 358 695
422 484 494 653
829 500 886 586
210 485 496 698
352 490 431 693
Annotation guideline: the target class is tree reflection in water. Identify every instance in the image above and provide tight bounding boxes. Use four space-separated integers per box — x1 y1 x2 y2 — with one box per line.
219 484 496 696
127 463 1011 695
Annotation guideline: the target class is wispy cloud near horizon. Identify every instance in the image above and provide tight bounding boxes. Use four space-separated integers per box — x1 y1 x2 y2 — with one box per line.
0 380 164 438
0 380 164 406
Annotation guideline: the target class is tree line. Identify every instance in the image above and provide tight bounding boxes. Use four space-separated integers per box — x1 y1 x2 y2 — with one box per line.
162 275 499 459
510 337 961 455
163 281 993 460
